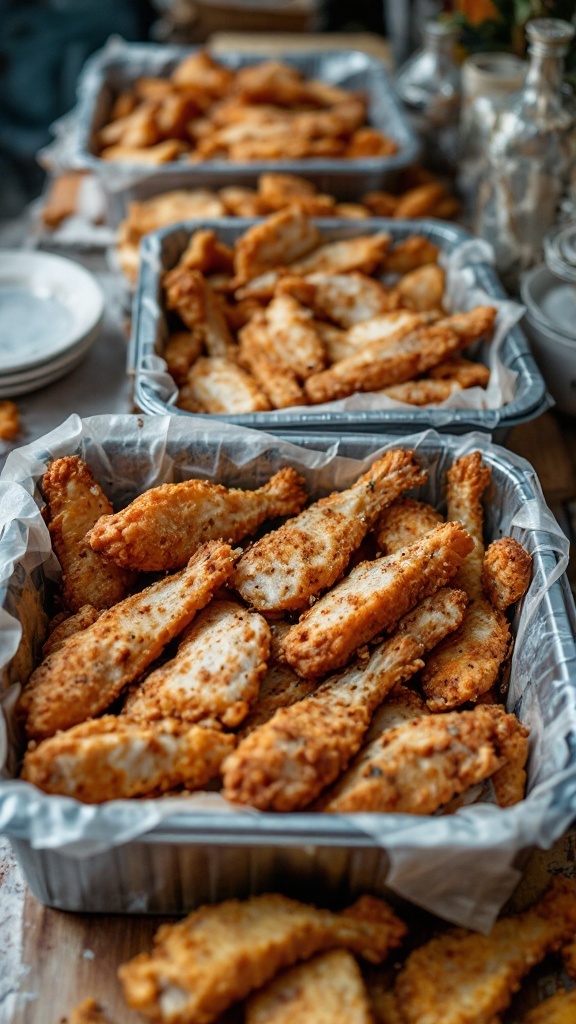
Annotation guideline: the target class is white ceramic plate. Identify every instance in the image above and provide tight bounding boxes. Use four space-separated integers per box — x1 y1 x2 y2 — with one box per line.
0 251 104 374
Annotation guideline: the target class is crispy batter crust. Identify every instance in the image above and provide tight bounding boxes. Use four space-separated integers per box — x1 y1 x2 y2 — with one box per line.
88 467 307 572
118 893 406 1024
482 537 533 612
374 497 443 555
245 949 373 1024
41 604 101 657
42 456 134 612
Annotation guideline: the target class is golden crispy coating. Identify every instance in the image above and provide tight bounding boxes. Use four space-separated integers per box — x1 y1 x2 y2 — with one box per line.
245 950 373 1024
289 233 390 277
394 876 576 1024
123 599 270 728
283 522 473 679
0 399 20 440
21 716 234 802
276 271 396 329
263 294 327 377
422 454 512 710
237 622 317 739
88 467 307 572
163 269 236 358
375 497 443 554
320 704 527 814
234 207 321 284
341 310 439 352
396 264 446 312
118 893 406 1023
223 589 467 811
429 357 491 388
518 988 576 1024
179 355 271 414
381 379 465 406
482 538 533 612
42 456 135 613
233 449 426 612
238 314 307 408
68 998 115 1024
164 331 204 385
21 541 235 741
382 235 440 274
41 604 101 657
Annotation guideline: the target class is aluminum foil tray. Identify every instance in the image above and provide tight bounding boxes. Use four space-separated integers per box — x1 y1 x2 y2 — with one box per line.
72 38 420 215
131 217 548 438
0 416 575 927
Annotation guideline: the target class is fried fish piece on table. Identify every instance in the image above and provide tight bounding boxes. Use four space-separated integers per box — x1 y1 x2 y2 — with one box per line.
123 599 270 728
88 467 306 572
319 704 528 814
21 716 234 802
422 453 516 710
20 540 235 741
222 589 467 811
119 893 406 1024
42 456 135 613
283 521 473 679
394 876 576 1024
245 950 373 1024
233 449 426 612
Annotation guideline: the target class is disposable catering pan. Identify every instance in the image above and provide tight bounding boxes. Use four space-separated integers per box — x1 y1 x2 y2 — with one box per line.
0 415 575 930
131 218 549 441
71 38 420 219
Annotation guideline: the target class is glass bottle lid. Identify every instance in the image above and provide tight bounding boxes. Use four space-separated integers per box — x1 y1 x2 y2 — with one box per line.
526 18 575 55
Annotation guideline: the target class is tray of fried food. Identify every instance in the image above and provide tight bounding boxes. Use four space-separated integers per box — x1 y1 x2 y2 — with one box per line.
65 875 576 1024
133 208 498 418
85 46 405 167
19 442 533 817
116 168 459 283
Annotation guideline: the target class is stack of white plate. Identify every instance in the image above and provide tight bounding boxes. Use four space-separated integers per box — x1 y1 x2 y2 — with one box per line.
0 251 104 397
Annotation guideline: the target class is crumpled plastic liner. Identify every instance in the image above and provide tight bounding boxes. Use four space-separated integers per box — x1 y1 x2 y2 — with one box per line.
1 414 575 930
136 226 533 428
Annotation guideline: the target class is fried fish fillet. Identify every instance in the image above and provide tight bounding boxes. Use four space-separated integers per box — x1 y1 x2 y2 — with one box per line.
319 704 527 814
222 589 467 811
42 456 135 612
394 876 576 1024
422 453 512 710
234 207 321 283
41 604 101 657
283 522 473 679
374 497 443 555
118 893 406 1024
233 449 426 612
276 271 396 328
304 308 496 405
518 988 576 1024
482 537 533 612
179 355 271 414
88 467 307 572
21 716 234 802
123 599 270 728
21 541 235 741
245 950 373 1024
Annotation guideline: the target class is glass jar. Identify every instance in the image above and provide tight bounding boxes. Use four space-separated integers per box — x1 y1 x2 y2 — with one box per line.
474 19 576 289
394 19 462 173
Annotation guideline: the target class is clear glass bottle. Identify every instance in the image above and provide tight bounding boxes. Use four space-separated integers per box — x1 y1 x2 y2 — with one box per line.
394 19 461 173
474 19 576 288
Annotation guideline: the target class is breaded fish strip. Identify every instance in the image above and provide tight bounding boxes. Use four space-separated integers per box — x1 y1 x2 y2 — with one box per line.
320 704 527 814
289 233 390 276
21 541 235 741
422 453 512 710
283 522 473 679
233 449 426 612
245 949 373 1024
276 271 396 328
223 589 467 811
41 604 101 657
123 599 270 728
264 294 327 377
375 497 443 555
394 876 576 1024
179 355 271 414
21 716 234 802
88 467 307 572
234 207 321 283
118 893 406 1024
518 988 576 1024
482 537 533 612
304 308 496 405
42 456 134 613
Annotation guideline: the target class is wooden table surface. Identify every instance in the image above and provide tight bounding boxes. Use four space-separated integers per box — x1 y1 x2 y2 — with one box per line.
1 410 575 1024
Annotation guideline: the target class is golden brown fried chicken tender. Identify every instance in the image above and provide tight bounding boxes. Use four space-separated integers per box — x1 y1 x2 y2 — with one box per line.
245 950 373 1024
482 537 533 612
234 207 321 284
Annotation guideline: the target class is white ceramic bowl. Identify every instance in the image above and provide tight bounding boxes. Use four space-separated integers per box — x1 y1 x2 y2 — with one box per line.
521 264 576 417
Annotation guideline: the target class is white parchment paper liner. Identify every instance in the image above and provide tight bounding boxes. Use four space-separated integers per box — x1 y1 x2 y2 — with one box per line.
1 414 575 931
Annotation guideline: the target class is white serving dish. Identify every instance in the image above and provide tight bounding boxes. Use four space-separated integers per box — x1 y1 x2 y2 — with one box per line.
520 263 576 417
